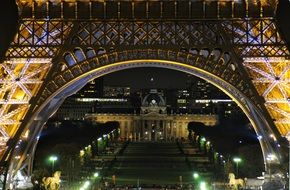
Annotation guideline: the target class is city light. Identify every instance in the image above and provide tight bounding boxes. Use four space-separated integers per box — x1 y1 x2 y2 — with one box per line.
80 150 85 157
84 181 90 188
233 157 242 163
233 157 242 178
94 172 99 178
199 181 207 190
257 135 263 140
193 172 199 179
266 154 277 161
49 156 58 173
80 180 90 190
49 156 57 162
269 134 277 141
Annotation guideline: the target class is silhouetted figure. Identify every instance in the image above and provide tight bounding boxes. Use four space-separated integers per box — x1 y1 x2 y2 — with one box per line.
0 0 19 62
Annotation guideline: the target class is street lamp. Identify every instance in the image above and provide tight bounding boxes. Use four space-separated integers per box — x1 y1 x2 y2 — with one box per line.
49 156 58 173
193 172 199 179
233 157 242 178
93 172 99 178
199 181 207 190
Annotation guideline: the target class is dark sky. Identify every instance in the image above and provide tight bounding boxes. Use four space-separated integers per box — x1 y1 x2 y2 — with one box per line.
276 0 290 45
103 67 190 90
0 0 18 62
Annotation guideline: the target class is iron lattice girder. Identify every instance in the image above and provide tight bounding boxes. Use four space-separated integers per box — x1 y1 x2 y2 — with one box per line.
0 12 288 145
0 21 73 149
0 19 73 137
1 17 288 141
7 19 289 58
222 20 289 57
243 56 290 135
0 1 288 186
18 0 278 20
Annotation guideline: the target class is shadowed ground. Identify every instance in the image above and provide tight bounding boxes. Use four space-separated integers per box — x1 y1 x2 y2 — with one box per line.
104 141 213 187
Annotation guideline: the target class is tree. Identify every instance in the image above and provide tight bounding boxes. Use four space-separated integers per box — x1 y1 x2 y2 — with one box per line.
238 145 264 177
50 143 82 186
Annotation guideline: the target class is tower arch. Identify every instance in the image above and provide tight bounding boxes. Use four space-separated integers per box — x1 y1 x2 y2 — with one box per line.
6 49 282 184
1 1 290 188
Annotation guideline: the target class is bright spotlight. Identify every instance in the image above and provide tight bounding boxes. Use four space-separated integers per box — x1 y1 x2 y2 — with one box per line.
200 181 207 190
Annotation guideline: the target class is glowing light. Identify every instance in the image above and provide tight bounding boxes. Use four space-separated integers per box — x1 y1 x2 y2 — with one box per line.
76 98 127 102
233 157 242 163
266 154 277 162
80 150 85 157
49 156 58 162
22 130 29 139
199 181 207 190
269 134 277 141
15 156 21 160
93 172 99 178
83 181 90 188
193 172 199 179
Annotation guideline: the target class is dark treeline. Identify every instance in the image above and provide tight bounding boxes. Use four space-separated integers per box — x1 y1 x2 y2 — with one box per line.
34 120 119 168
188 120 258 154
188 120 265 177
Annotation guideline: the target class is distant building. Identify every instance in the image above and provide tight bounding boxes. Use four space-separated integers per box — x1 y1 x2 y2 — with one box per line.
52 98 93 120
86 89 219 140
53 97 133 120
54 77 242 122
103 86 131 97
52 77 103 120
76 77 104 98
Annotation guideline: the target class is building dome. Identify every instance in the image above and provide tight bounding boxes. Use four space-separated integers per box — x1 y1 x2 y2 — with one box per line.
141 89 166 107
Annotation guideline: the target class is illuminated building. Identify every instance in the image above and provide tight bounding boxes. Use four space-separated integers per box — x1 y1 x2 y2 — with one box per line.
103 86 131 97
86 89 218 140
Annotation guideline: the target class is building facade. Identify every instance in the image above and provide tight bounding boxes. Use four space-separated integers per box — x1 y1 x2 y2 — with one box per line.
86 89 218 140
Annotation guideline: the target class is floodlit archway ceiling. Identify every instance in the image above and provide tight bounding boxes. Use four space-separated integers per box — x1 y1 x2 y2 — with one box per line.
0 0 289 161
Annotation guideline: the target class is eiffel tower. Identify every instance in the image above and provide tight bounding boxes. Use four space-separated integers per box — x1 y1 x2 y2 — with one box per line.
0 0 290 189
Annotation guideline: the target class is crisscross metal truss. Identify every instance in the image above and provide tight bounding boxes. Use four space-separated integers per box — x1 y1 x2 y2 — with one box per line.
242 57 290 135
0 16 290 162
7 20 73 57
0 20 73 156
222 20 290 135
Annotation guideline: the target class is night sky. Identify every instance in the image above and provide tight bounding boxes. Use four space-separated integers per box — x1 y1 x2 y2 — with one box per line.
103 67 190 90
